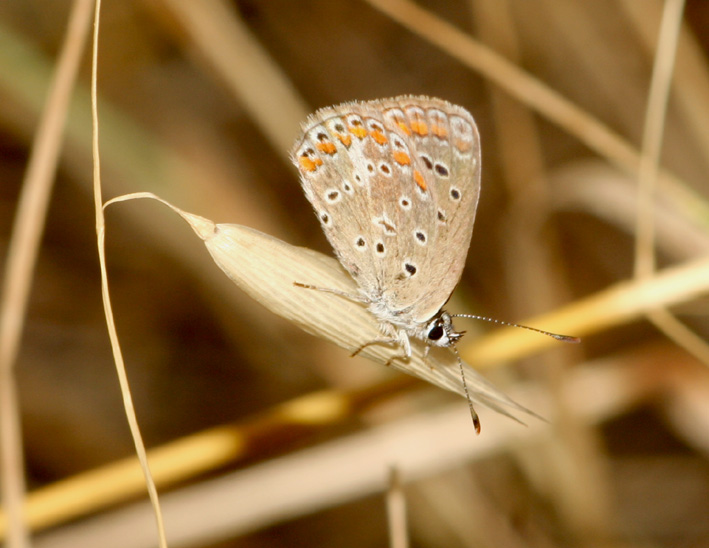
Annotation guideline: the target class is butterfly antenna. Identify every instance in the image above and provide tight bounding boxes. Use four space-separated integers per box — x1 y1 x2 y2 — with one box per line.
453 314 580 343
452 346 481 434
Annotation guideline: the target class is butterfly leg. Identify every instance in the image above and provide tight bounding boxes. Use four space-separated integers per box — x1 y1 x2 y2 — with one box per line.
350 338 397 357
385 330 412 366
293 282 368 304
351 329 412 367
422 345 436 371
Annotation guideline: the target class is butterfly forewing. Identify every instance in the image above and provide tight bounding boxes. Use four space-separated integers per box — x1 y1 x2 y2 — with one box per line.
292 107 380 292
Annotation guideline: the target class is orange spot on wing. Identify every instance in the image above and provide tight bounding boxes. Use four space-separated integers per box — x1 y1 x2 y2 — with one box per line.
370 129 388 145
316 141 337 155
454 138 472 153
349 125 368 139
431 125 448 138
299 156 322 172
410 120 428 136
414 170 427 191
393 151 411 166
396 122 411 135
336 134 352 147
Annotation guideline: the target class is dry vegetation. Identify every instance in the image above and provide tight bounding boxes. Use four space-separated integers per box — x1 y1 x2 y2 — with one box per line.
0 0 708 547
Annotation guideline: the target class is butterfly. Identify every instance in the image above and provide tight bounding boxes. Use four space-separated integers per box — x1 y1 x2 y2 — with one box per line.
292 96 577 432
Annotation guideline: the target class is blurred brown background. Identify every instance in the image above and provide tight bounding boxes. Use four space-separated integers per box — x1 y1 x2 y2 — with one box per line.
1 0 709 547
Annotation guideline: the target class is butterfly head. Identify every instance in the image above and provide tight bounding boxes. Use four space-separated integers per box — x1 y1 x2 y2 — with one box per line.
424 310 465 348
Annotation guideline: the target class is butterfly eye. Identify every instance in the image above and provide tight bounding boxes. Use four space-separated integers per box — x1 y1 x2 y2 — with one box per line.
427 325 444 341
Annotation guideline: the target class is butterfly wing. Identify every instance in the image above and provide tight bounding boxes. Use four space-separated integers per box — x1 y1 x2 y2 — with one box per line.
378 97 481 323
291 96 481 324
291 101 390 296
